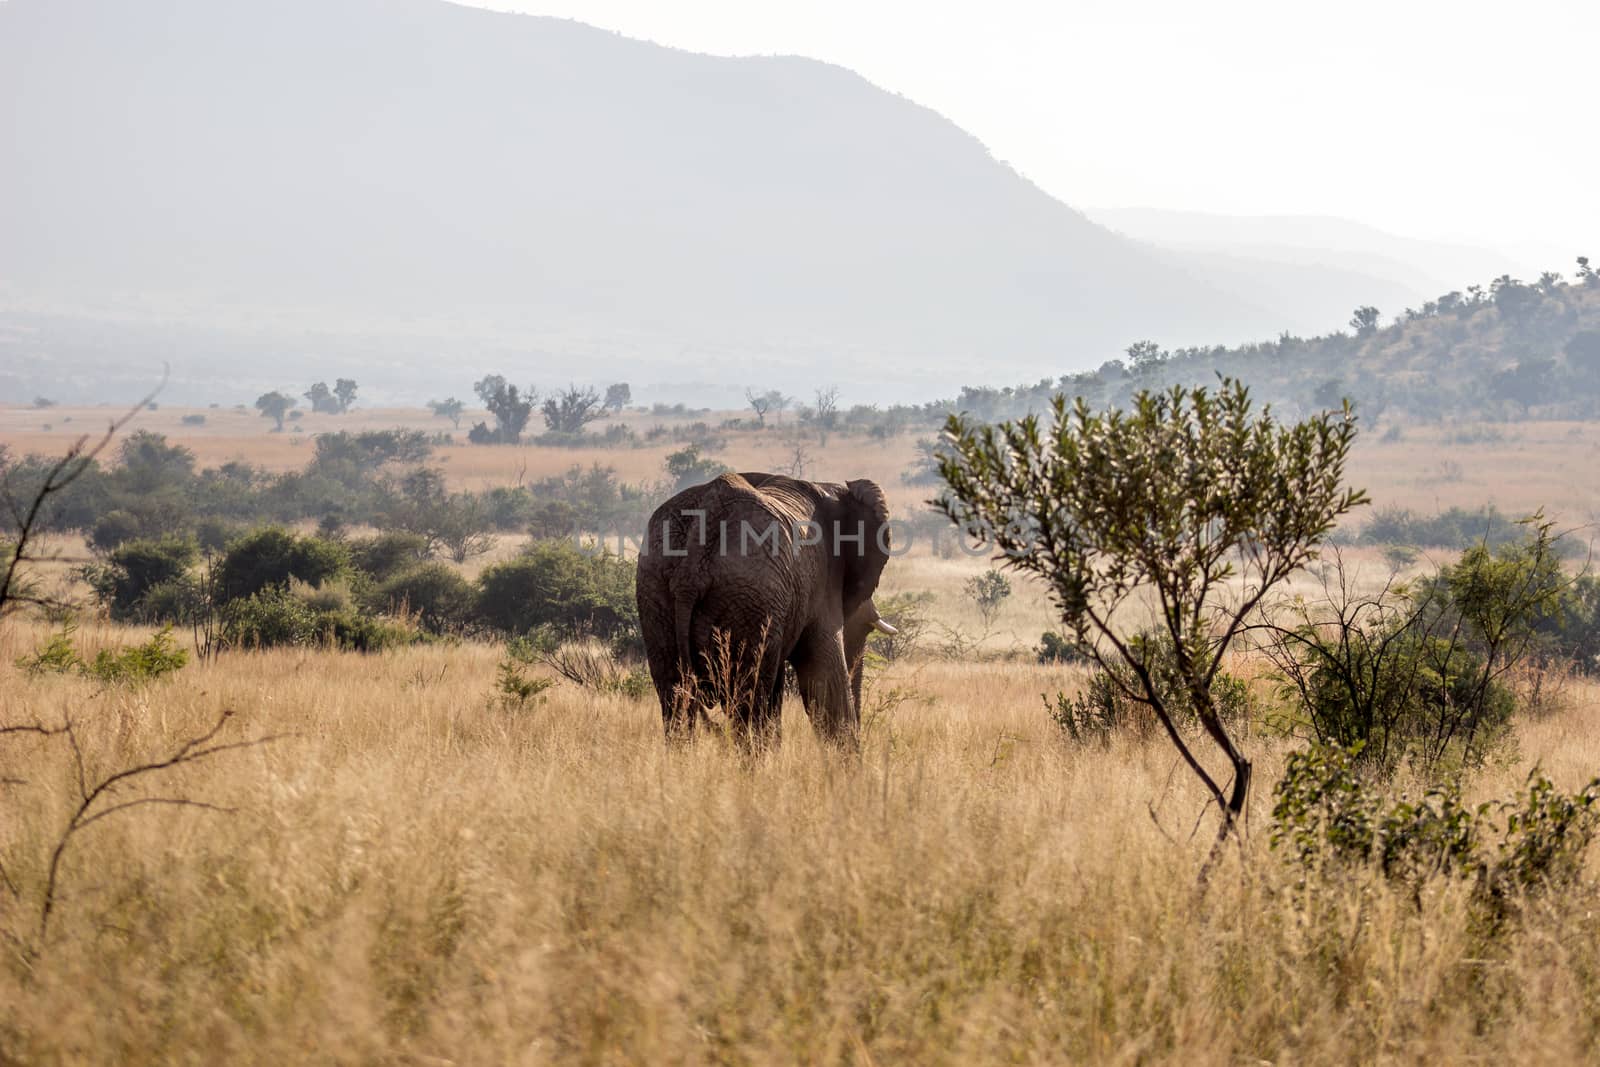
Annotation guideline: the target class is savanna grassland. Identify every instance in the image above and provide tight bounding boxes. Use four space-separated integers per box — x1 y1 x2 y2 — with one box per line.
3 405 1600 1064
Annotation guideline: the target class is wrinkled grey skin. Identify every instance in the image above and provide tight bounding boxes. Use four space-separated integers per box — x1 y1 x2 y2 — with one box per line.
637 472 891 745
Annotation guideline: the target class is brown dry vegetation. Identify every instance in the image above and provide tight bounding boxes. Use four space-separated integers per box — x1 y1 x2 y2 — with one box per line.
2 615 1599 1064
4 409 1600 1062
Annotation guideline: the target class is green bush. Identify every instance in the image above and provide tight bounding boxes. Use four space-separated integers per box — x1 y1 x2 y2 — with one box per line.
16 624 187 685
476 541 636 640
220 588 412 652
94 536 199 620
1044 632 1253 744
1271 744 1600 922
347 531 432 582
85 627 189 685
216 527 348 603
375 563 476 634
1037 630 1088 665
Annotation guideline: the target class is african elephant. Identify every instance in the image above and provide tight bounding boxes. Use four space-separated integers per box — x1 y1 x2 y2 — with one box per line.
636 472 895 745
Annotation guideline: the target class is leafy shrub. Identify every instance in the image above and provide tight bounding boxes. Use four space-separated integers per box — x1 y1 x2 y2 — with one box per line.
220 588 412 652
221 588 320 649
1044 632 1253 743
496 641 556 709
1272 744 1600 920
16 624 187 684
89 509 144 553
84 627 189 684
93 536 199 620
1037 630 1089 665
181 413 207 426
347 532 432 582
868 591 934 662
375 563 475 635
16 624 85 675
216 527 347 603
1269 524 1567 777
476 541 636 640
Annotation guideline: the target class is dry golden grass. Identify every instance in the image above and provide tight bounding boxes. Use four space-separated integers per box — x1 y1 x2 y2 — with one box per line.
5 407 1600 1061
3 613 1600 1064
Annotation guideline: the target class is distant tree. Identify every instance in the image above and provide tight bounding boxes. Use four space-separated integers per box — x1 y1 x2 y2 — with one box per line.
542 385 609 435
428 397 465 429
1491 275 1540 324
304 382 337 414
1565 330 1600 378
603 383 632 412
333 378 358 413
664 444 730 490
745 387 773 427
1126 340 1168 375
1536 271 1564 296
813 386 841 445
473 375 536 443
255 391 296 432
32 397 56 409
1349 306 1381 337
1578 256 1598 286
768 391 793 424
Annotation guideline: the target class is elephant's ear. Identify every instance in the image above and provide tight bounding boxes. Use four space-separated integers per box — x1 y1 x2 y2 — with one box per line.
842 479 891 610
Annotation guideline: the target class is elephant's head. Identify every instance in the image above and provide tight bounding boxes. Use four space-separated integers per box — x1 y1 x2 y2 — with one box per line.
838 479 891 616
836 479 892 719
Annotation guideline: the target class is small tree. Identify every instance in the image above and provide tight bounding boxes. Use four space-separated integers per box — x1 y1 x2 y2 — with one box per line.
937 379 1366 871
542 385 609 435
304 382 338 414
746 388 773 427
813 386 840 445
473 375 536 443
254 391 296 432
428 397 465 429
604 383 632 412
333 378 358 413
965 569 1012 627
1349 305 1381 337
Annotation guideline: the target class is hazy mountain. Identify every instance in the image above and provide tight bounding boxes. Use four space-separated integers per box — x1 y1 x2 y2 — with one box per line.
1085 208 1529 308
1 0 1414 403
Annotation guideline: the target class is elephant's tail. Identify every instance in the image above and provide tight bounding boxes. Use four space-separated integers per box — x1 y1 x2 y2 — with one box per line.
673 590 697 679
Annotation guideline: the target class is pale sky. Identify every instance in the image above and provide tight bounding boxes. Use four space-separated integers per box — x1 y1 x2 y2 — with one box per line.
465 0 1599 266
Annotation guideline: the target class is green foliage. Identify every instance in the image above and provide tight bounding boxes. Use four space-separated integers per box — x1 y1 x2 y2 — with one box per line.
476 541 637 640
964 568 1011 624
220 587 411 652
1044 632 1254 744
215 527 348 604
347 532 432 583
375 563 475 635
496 640 556 709
472 375 535 443
16 623 85 675
1357 504 1580 555
16 623 187 684
1272 744 1600 919
93 536 199 620
939 378 1365 825
664 444 730 491
84 627 189 684
254 391 296 431
1269 522 1572 777
1036 630 1088 665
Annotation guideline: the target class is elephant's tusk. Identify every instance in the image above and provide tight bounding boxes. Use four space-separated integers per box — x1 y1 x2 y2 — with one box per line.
873 619 899 635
